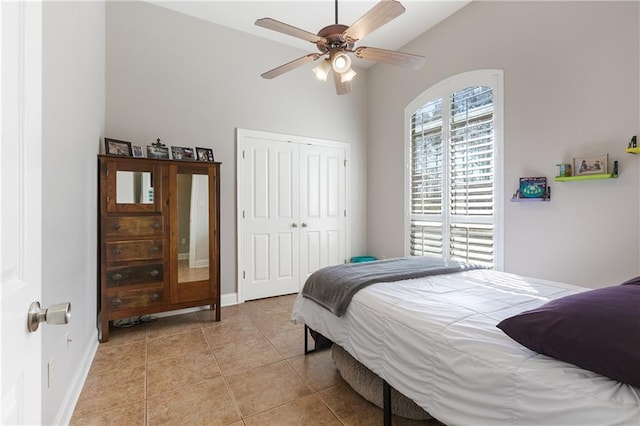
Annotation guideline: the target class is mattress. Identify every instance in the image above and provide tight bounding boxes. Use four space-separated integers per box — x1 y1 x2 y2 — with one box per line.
291 269 640 425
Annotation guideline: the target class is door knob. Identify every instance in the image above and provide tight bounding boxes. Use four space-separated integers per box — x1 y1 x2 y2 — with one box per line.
27 301 71 333
301 223 308 228
292 223 299 228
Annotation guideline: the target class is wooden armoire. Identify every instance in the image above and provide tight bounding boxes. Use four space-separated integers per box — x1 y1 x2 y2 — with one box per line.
97 155 220 342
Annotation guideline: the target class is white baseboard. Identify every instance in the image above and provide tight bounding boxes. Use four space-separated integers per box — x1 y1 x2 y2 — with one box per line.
54 329 99 425
221 292 238 306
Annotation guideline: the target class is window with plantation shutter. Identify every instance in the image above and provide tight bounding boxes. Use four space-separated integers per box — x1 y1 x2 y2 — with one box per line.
406 71 503 269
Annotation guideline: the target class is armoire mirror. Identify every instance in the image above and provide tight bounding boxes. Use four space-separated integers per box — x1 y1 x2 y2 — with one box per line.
116 171 153 204
177 173 210 283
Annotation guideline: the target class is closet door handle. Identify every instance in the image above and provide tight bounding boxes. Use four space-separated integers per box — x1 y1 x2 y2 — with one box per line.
301 223 308 228
291 223 298 228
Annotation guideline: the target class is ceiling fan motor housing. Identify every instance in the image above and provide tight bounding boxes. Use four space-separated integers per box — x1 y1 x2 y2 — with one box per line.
316 24 355 52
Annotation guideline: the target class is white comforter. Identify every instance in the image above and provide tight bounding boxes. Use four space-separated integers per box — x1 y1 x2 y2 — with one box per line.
291 269 640 425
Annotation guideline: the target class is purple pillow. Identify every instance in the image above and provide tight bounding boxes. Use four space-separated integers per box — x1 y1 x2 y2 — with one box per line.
620 275 640 286
497 284 640 388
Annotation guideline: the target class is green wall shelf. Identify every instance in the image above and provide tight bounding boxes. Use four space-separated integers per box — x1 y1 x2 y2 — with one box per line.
554 174 617 182
626 147 640 154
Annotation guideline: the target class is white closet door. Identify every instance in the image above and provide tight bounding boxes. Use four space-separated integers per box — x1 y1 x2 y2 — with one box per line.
299 144 347 284
242 136 300 301
238 129 348 302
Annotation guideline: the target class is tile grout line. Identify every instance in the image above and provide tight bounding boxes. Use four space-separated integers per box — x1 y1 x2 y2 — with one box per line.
202 321 244 423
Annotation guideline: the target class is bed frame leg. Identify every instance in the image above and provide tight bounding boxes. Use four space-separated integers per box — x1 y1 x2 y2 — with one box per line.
383 379 391 426
304 324 313 355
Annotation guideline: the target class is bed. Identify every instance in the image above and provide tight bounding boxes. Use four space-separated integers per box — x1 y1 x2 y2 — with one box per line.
291 257 640 425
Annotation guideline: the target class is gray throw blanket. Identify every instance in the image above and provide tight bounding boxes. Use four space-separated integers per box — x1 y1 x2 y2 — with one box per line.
302 256 483 316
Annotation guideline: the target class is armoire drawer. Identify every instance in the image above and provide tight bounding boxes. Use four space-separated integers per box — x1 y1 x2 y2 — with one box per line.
105 263 163 287
106 286 164 312
106 240 164 263
105 215 164 238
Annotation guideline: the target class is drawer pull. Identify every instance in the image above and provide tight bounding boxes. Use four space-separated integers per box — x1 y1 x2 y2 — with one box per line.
149 246 160 253
111 224 121 231
112 273 123 281
112 248 122 255
151 222 160 230
150 293 161 301
111 298 122 306
149 269 160 277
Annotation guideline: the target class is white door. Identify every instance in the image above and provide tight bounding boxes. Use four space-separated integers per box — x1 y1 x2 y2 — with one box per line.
238 129 348 302
299 144 346 282
1 1 43 424
241 135 300 301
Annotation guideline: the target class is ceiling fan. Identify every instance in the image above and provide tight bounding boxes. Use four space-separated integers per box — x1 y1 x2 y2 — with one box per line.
255 0 426 95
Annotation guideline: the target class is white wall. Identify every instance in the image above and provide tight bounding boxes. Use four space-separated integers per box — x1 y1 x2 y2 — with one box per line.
42 1 104 423
367 1 640 288
105 1 369 296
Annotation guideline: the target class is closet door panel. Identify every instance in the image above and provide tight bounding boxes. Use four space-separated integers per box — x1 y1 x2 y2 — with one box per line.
242 138 300 300
299 144 347 283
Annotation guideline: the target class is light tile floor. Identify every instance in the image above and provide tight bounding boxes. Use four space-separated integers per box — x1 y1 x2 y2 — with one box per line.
71 294 442 425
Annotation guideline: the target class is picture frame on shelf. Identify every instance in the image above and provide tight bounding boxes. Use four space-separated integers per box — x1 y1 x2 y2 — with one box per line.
104 138 133 157
555 163 572 177
574 154 608 176
171 146 195 161
519 177 547 198
196 147 215 162
132 145 144 157
147 145 170 159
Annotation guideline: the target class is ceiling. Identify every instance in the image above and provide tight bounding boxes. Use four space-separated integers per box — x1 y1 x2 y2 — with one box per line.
148 1 471 68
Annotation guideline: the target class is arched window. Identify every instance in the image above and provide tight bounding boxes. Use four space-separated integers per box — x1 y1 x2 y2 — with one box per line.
405 70 503 269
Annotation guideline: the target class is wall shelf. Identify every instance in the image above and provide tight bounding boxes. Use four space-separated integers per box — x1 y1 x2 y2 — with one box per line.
510 197 550 202
554 173 617 182
626 147 640 154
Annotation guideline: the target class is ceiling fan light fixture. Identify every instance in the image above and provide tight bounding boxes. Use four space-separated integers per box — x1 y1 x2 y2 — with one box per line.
332 52 351 73
341 68 357 83
312 59 331 81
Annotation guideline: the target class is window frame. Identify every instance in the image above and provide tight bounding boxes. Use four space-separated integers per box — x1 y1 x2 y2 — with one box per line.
404 70 504 270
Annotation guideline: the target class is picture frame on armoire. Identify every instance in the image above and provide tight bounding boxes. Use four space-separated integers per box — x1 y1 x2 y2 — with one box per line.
147 145 170 159
196 147 214 162
104 138 132 157
171 146 195 161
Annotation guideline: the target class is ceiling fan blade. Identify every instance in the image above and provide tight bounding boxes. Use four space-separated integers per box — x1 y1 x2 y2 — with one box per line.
354 46 425 69
261 53 321 79
343 0 405 43
255 18 327 45
333 70 352 96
